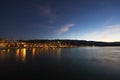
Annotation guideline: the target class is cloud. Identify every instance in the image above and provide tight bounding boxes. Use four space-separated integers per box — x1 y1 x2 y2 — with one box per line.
35 4 56 24
38 5 52 16
82 24 120 42
56 23 75 35
103 17 114 26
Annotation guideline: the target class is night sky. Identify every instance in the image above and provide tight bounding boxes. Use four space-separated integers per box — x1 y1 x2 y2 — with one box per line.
1 0 120 42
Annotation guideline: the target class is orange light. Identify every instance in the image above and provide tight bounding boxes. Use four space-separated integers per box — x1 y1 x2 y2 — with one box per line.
16 49 20 61
21 48 26 62
32 48 36 57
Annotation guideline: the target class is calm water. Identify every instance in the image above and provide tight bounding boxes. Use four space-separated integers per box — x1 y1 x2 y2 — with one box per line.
0 47 120 80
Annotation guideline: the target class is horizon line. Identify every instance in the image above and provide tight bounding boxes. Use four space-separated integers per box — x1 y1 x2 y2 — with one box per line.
0 38 120 43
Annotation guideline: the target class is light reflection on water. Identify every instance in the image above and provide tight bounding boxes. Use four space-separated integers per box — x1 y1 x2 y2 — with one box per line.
0 48 62 63
16 48 26 62
0 47 120 79
60 47 120 77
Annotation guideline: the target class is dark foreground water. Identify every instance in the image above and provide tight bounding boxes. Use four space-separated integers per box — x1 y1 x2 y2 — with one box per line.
0 47 120 80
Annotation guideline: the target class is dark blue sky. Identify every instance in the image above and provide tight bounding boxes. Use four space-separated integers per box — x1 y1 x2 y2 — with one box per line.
1 0 120 41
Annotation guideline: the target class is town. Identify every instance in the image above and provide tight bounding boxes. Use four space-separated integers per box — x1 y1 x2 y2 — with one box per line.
0 38 120 48
0 38 77 48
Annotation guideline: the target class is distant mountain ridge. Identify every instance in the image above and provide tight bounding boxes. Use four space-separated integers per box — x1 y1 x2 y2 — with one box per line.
19 39 120 46
1 38 120 47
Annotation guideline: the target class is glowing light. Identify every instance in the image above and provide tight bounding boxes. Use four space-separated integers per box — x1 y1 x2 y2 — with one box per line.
21 48 26 62
32 48 36 58
16 49 20 54
7 49 10 53
16 49 20 61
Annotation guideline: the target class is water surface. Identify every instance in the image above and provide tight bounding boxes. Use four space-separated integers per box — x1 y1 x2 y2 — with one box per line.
0 47 120 80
